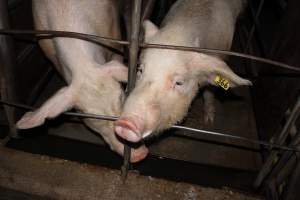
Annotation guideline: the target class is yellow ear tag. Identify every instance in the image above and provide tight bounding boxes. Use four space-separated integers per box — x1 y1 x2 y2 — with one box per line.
214 75 230 90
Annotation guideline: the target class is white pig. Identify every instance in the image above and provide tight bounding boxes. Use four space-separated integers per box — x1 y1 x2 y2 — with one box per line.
16 0 148 162
115 0 251 143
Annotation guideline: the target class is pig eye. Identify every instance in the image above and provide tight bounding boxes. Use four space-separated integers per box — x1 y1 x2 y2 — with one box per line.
137 64 144 79
137 64 144 73
173 76 187 92
175 80 184 86
137 67 143 74
173 78 185 91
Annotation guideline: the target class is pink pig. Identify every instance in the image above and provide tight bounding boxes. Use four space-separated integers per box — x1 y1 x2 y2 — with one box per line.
16 0 148 162
115 0 251 149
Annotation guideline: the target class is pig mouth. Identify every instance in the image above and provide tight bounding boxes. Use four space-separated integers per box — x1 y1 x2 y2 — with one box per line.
115 117 144 143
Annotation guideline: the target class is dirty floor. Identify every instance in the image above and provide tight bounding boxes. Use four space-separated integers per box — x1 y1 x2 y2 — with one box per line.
0 146 263 200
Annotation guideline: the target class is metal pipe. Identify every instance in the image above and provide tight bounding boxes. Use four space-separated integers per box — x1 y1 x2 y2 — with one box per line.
275 153 298 187
0 29 129 45
239 26 258 78
0 0 18 143
1 29 300 72
264 130 300 186
27 67 54 105
245 0 265 53
16 44 36 65
121 0 142 181
254 96 300 188
141 0 156 22
171 125 299 152
282 153 300 200
140 43 300 73
1 99 300 153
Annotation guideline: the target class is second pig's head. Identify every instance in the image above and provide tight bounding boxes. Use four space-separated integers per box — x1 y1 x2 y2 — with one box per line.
115 20 252 143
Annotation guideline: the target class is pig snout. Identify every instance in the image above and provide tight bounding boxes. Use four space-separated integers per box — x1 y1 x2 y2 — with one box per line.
115 116 144 142
115 104 161 142
115 83 163 143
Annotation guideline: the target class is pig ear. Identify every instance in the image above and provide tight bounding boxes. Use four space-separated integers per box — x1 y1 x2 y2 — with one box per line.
143 20 159 42
189 53 252 87
16 87 75 129
100 60 128 82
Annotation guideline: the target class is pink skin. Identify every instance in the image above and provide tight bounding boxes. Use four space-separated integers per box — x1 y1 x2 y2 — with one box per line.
126 145 149 163
115 83 166 143
114 116 150 162
115 117 143 142
18 0 149 163
114 50 251 144
115 0 251 145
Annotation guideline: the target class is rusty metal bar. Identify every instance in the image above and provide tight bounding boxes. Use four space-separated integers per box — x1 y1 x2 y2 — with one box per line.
254 96 300 188
1 30 300 73
0 29 129 45
0 99 118 121
2 99 300 153
121 0 142 181
140 43 300 73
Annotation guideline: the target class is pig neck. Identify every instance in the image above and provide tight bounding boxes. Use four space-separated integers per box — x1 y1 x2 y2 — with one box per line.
54 37 110 84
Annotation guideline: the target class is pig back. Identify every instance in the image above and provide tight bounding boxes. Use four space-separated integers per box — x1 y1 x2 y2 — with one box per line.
32 0 122 82
160 0 245 51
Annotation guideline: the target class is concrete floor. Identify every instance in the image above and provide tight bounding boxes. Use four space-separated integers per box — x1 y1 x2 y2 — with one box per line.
0 146 263 200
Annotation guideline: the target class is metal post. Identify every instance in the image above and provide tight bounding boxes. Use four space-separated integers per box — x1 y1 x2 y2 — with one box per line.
264 129 300 185
245 0 265 53
141 0 156 22
282 153 300 200
0 0 18 144
242 0 265 78
121 0 142 181
254 96 300 188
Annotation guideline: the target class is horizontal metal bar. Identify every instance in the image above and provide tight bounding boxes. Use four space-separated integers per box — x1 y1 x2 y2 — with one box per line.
0 29 127 56
0 100 118 121
171 125 298 152
0 29 300 73
1 99 300 153
0 29 129 45
140 43 300 73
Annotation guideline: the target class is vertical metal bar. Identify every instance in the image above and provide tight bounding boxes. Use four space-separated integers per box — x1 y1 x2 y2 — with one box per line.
254 96 300 188
242 0 265 78
245 0 265 53
141 0 156 22
282 155 300 200
0 0 18 144
121 0 142 181
265 129 300 185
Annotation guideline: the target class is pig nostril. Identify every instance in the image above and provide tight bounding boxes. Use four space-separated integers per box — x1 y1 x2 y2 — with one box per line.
115 126 141 142
114 117 143 133
115 119 137 132
115 119 142 142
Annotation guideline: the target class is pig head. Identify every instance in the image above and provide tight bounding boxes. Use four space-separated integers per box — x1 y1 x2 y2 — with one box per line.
115 0 251 143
